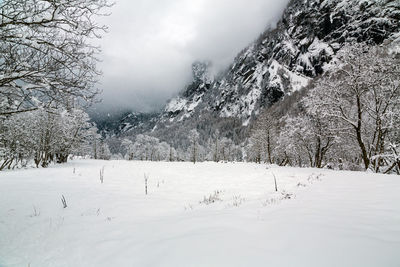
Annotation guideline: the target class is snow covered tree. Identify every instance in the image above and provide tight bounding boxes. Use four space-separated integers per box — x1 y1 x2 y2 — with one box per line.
247 130 264 163
0 0 111 116
169 146 176 162
121 139 135 160
257 111 278 164
188 129 200 164
75 125 100 159
97 141 111 160
307 44 400 171
132 135 147 160
248 110 279 164
157 142 171 161
131 134 162 161
277 114 335 168
145 136 160 161
0 107 98 169
218 137 233 162
0 111 37 169
212 130 220 162
54 108 97 163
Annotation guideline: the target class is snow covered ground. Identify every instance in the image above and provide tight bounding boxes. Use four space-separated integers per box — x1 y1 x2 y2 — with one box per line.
0 160 399 267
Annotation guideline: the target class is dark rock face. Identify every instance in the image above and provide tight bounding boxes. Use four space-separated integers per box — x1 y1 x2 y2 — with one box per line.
94 112 160 137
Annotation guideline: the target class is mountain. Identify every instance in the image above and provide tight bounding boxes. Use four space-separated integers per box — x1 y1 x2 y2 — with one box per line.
94 111 160 137
102 0 400 145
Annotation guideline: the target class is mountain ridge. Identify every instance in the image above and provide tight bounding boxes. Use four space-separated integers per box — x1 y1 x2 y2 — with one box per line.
97 0 400 147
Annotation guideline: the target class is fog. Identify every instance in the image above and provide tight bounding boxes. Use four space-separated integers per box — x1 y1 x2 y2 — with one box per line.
94 0 290 115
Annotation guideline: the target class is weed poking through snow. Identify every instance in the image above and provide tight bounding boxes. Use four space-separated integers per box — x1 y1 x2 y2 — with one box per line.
144 174 149 195
61 195 67 209
184 204 194 211
281 190 295 200
308 173 323 183
297 182 307 187
263 191 295 206
100 166 105 184
231 195 245 207
200 190 223 205
30 206 40 217
271 171 278 192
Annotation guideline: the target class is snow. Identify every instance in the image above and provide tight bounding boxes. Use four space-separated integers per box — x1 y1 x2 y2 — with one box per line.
186 94 203 112
220 85 261 124
296 38 334 75
269 60 310 93
164 93 204 122
165 97 187 113
219 58 309 122
1 160 400 267
269 60 283 87
308 38 334 58
283 40 298 55
287 69 310 92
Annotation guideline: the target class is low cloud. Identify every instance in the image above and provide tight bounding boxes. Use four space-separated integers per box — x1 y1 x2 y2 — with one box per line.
94 0 290 114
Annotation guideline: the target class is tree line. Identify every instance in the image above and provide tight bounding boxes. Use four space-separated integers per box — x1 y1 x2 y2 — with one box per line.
120 129 243 163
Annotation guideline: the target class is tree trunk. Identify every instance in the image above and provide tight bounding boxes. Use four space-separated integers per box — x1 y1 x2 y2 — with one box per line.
267 131 272 164
355 94 370 170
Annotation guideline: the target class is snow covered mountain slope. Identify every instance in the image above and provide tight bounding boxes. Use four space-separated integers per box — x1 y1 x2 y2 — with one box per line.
1 160 400 266
152 0 399 131
101 0 399 143
93 111 160 137
163 61 212 123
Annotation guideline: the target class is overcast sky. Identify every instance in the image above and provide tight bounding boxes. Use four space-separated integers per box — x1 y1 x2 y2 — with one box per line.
94 0 290 114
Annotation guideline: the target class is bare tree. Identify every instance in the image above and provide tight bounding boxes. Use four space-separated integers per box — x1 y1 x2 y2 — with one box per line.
0 0 112 116
121 139 134 160
278 114 335 168
213 130 220 162
0 106 98 169
250 110 278 164
307 44 400 171
188 129 200 164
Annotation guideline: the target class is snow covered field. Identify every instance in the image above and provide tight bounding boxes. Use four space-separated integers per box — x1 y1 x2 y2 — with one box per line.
0 160 399 267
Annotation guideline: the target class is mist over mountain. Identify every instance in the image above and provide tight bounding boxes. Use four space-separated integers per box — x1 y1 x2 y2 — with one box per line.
94 0 291 114
94 0 399 146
